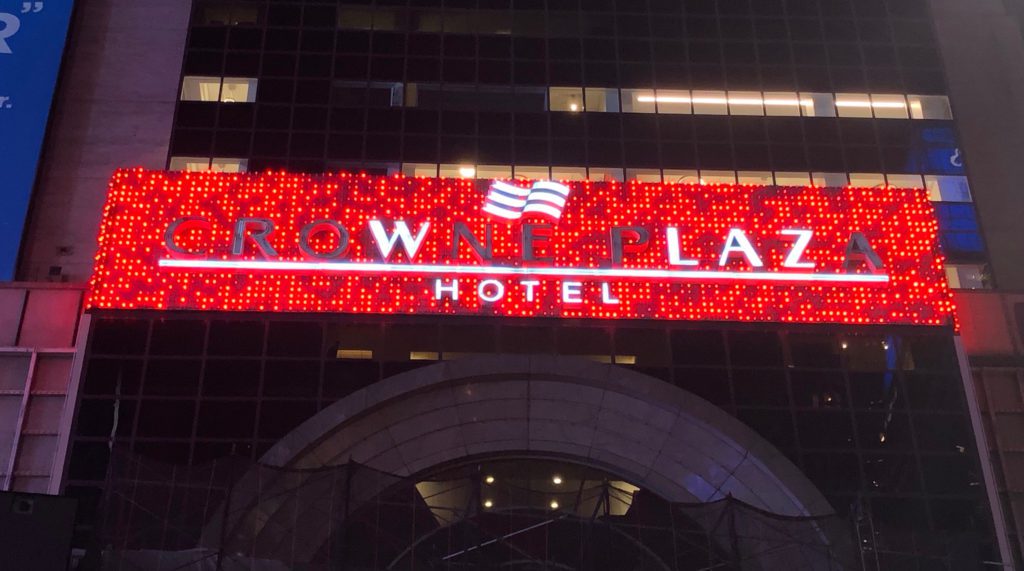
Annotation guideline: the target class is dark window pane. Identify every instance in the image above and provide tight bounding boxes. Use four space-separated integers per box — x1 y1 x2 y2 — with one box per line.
267 321 323 357
670 330 726 366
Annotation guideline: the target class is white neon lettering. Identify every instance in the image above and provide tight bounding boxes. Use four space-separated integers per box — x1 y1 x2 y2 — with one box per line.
666 227 698 266
718 229 764 268
368 220 430 260
562 282 583 303
601 283 620 304
0 13 20 55
781 229 815 269
434 278 459 301
522 280 540 301
159 260 890 284
478 279 505 302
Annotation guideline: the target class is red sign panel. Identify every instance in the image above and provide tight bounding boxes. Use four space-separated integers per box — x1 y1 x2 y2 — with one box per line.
87 169 955 326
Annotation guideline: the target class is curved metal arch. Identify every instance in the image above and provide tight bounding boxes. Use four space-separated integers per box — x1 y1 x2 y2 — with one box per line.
208 354 849 568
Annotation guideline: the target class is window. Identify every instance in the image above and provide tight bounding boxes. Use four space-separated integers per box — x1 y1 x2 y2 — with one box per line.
945 265 987 289
871 94 909 119
801 93 837 117
588 167 624 182
338 7 374 30
849 173 886 187
835 93 874 118
925 175 972 202
180 76 223 102
812 172 849 187
476 165 512 179
700 170 736 184
885 174 924 189
169 157 248 172
908 95 953 120
737 171 774 185
439 164 477 178
180 76 256 103
514 165 550 179
219 78 257 103
763 92 803 117
652 90 692 114
663 170 700 184
620 89 657 113
549 87 584 112
691 90 728 115
728 91 765 116
627 168 662 182
935 203 985 255
199 4 260 26
169 157 212 172
584 88 621 112
774 172 811 186
402 163 437 177
552 166 587 180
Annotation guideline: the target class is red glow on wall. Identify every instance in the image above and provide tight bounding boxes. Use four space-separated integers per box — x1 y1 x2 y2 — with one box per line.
86 168 955 326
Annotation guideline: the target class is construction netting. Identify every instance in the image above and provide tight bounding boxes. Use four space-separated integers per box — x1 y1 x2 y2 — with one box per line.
93 451 860 570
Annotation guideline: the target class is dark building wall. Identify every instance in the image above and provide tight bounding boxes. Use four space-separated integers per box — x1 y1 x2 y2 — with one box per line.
931 0 1024 289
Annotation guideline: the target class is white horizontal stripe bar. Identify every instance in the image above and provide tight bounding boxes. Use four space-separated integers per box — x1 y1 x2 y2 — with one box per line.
527 192 567 207
482 203 521 219
521 202 564 219
158 259 891 284
486 193 527 207
489 180 532 196
531 180 572 197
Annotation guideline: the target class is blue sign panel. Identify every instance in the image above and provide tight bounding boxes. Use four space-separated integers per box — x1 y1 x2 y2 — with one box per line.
906 125 966 176
0 1 75 279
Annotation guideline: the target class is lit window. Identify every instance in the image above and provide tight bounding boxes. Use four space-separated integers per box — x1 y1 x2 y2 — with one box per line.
476 165 513 179
811 172 849 187
199 5 260 26
925 175 972 202
402 163 438 177
626 169 662 182
691 90 728 115
908 95 953 120
210 158 248 173
220 78 256 103
409 351 440 361
439 164 477 178
338 7 374 30
727 91 765 116
700 170 736 184
620 89 657 113
663 170 700 184
652 90 692 114
549 87 584 112
800 93 837 117
551 166 587 180
588 167 624 182
180 76 222 102
871 94 909 119
169 157 212 172
613 355 637 365
835 93 874 118
514 165 551 180
584 88 621 112
737 171 774 185
763 92 803 117
371 8 405 31
774 172 811 186
849 173 886 187
337 349 373 360
945 265 987 289
412 10 443 32
885 174 924 189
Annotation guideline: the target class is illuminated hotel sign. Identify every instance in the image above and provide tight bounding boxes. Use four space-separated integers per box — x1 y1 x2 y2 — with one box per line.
87 169 955 326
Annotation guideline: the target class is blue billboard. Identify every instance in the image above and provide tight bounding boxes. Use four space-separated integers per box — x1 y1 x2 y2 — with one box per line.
0 1 75 280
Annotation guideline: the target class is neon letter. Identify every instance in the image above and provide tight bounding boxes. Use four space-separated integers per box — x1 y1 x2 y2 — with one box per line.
843 232 884 273
780 229 815 269
666 227 698 266
562 281 583 303
610 227 650 265
0 13 20 55
369 220 430 260
601 283 620 305
164 216 210 258
478 279 505 302
718 229 763 268
522 280 540 301
231 218 278 258
299 220 350 260
434 279 459 301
